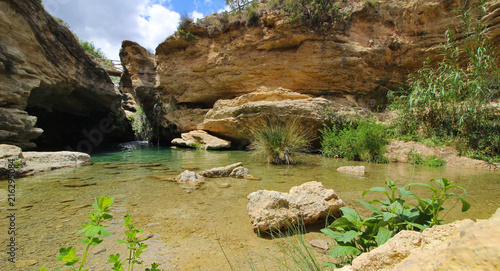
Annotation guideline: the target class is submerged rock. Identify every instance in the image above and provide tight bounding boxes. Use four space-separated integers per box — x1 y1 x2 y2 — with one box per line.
247 181 345 232
337 166 365 175
198 162 243 178
176 170 206 191
171 130 231 150
228 166 253 179
342 208 500 271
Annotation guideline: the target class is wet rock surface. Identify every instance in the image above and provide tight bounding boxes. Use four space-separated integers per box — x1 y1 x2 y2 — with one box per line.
171 130 231 150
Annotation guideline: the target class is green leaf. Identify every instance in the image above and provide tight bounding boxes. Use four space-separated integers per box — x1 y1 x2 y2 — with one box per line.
375 227 395 246
382 212 398 222
321 227 344 241
39 267 47 271
108 253 120 263
447 193 471 212
116 239 130 244
81 237 91 244
362 186 388 196
86 225 100 236
76 225 92 235
329 245 362 258
340 207 363 228
406 221 428 231
354 199 383 214
102 214 113 220
341 230 363 243
91 237 104 246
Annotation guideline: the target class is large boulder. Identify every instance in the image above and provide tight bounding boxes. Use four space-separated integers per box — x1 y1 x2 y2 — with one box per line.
0 0 132 149
171 130 231 150
340 208 500 271
0 144 92 179
200 87 331 144
247 181 345 232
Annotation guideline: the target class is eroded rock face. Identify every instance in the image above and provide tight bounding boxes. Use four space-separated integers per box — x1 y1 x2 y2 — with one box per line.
0 0 132 149
171 130 231 150
247 181 345 232
200 87 330 144
343 208 500 271
155 0 500 106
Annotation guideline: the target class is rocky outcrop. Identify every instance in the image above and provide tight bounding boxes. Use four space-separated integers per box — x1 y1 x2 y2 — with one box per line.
155 0 500 106
171 130 231 150
247 181 345 232
200 87 331 144
386 140 500 170
339 208 500 271
337 166 365 175
0 0 133 150
119 40 156 114
0 144 91 179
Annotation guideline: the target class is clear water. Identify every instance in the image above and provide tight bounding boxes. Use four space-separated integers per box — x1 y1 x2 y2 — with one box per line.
1 146 499 270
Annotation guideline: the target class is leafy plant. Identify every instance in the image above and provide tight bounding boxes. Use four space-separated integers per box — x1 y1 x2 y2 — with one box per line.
248 116 313 165
320 120 389 163
406 178 470 227
406 149 446 167
322 178 470 267
109 214 151 271
390 2 500 158
53 196 114 271
226 0 255 13
284 0 342 27
39 196 164 271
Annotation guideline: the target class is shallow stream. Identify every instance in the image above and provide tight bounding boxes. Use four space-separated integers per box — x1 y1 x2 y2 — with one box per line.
1 146 499 270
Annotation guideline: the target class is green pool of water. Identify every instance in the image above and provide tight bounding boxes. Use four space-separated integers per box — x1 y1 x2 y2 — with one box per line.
1 147 498 270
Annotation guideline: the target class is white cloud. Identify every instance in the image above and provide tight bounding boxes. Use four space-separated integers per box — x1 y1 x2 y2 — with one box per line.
49 0 180 60
190 10 205 21
217 5 231 13
138 4 180 51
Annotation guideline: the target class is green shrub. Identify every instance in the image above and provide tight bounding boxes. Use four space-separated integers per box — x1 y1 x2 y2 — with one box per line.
79 40 106 59
178 14 193 31
248 116 313 165
406 149 446 167
390 3 500 158
322 178 470 267
226 0 255 13
284 0 341 27
130 105 153 141
320 120 389 163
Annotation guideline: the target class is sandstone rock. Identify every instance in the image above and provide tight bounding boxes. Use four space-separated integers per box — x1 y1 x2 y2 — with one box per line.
337 166 365 175
309 239 330 251
347 208 500 271
155 0 500 106
229 166 253 179
386 140 499 170
0 0 132 149
0 144 22 159
176 170 205 190
198 162 243 178
247 181 345 232
200 87 331 143
0 147 92 179
171 130 231 150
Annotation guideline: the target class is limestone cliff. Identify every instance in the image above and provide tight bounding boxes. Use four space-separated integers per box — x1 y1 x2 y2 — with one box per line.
125 0 500 146
0 0 132 150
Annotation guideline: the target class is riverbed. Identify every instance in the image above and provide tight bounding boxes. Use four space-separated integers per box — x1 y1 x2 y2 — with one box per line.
1 147 499 270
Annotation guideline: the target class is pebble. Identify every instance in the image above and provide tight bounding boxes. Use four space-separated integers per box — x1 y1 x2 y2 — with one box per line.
218 183 231 188
309 239 329 251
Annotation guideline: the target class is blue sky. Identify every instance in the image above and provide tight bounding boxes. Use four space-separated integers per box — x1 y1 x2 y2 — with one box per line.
45 0 228 60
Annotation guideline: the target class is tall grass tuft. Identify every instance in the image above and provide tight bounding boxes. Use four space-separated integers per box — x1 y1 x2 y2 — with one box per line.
248 116 313 165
